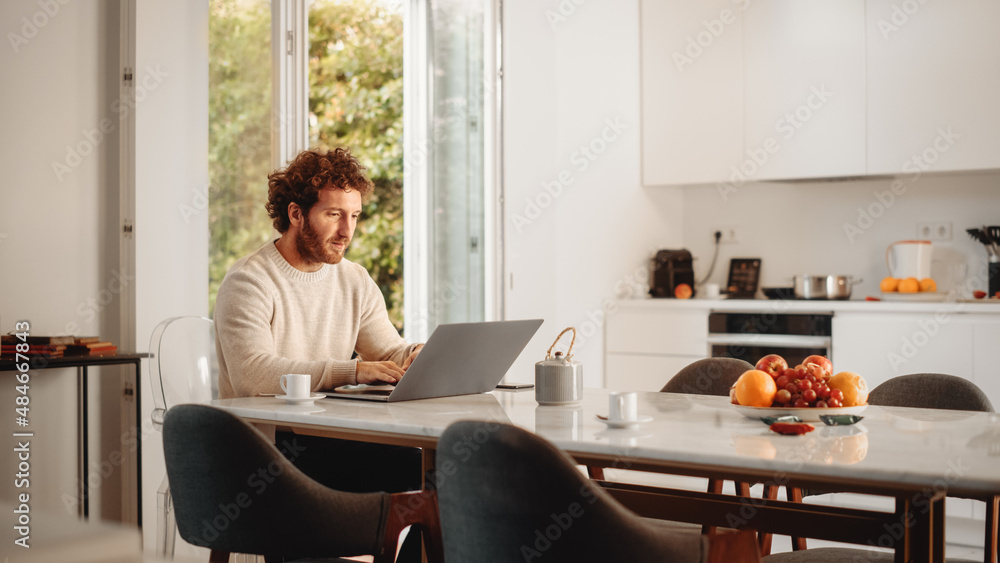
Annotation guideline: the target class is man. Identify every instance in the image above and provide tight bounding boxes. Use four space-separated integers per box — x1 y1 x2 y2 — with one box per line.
216 147 421 399
214 147 423 496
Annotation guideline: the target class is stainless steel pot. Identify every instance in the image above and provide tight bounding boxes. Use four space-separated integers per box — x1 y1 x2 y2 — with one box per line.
793 275 862 300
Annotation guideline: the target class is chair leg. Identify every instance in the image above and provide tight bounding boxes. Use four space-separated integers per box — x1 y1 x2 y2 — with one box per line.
156 479 176 557
985 495 998 563
383 490 444 563
786 487 808 551
587 465 606 480
757 485 779 555
702 479 724 535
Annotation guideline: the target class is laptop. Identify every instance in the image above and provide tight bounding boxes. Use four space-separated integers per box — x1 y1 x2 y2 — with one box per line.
324 319 543 402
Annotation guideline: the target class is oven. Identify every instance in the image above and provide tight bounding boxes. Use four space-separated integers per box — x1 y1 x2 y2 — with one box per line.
707 311 832 367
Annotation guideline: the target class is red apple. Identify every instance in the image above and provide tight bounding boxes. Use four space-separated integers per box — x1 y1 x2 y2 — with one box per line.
755 354 788 378
803 355 833 378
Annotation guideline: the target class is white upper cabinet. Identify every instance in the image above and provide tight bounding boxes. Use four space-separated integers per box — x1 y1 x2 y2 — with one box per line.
641 0 1000 185
640 0 743 186
866 0 1000 175
743 1 866 180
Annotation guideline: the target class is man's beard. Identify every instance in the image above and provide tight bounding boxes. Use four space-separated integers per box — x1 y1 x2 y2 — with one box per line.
295 214 349 265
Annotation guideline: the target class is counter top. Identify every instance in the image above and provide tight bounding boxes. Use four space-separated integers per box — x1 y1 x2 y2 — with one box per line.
617 296 1000 315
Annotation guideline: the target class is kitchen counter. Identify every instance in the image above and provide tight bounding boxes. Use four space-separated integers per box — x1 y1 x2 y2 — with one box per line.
618 296 1000 315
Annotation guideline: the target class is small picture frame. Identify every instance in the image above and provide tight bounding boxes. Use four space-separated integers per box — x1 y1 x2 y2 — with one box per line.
727 258 761 299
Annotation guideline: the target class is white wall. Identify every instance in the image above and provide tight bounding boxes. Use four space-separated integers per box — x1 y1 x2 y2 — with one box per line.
132 0 210 551
504 0 684 385
0 0 125 522
681 172 1000 298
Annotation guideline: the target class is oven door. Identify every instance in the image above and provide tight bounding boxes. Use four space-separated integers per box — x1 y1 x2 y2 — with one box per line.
708 334 831 368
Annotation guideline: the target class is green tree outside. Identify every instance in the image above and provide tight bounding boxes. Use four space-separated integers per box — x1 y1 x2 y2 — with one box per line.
209 0 405 331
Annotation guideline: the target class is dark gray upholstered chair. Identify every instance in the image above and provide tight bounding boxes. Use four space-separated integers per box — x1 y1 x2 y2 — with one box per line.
163 404 442 563
436 420 761 563
762 547 981 563
774 374 996 563
660 357 755 396
868 373 994 412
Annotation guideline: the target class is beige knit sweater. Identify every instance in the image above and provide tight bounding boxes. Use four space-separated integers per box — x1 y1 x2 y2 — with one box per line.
215 240 415 399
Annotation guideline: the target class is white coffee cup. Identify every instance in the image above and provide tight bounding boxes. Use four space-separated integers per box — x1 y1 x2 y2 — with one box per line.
703 283 721 299
280 373 311 399
608 391 638 423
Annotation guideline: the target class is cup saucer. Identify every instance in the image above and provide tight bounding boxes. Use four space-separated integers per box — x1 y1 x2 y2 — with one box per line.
276 393 325 405
595 414 653 429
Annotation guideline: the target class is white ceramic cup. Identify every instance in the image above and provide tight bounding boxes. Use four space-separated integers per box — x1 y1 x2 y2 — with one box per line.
608 391 638 423
703 283 721 299
280 373 311 399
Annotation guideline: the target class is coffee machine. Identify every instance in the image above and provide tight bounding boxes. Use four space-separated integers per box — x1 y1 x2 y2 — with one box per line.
649 249 695 298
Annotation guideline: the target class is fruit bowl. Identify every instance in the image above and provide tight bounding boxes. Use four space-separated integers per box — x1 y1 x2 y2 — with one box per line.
732 403 867 422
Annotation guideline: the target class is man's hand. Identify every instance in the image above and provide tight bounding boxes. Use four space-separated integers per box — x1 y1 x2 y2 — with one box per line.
356 361 405 385
402 344 424 371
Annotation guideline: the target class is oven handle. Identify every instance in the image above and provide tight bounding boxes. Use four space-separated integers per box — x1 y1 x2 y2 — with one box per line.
706 334 831 349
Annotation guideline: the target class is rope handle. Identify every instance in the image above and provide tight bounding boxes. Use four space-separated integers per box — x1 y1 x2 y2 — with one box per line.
545 327 576 361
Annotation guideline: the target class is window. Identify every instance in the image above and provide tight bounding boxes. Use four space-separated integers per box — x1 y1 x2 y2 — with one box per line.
209 0 500 337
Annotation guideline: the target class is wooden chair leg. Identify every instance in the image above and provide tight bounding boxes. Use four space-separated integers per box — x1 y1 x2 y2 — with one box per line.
707 529 762 563
735 481 751 497
382 490 444 563
702 479 724 535
985 495 998 563
786 487 808 551
587 465 606 480
209 550 230 563
757 485 779 556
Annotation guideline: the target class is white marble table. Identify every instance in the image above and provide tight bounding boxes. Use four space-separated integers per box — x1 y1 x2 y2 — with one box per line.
212 388 1000 563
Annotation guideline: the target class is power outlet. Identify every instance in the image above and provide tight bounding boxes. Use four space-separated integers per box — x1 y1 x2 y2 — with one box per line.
916 221 952 241
712 226 738 244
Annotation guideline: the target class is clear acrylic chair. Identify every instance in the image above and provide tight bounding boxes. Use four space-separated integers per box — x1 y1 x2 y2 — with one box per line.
148 316 218 557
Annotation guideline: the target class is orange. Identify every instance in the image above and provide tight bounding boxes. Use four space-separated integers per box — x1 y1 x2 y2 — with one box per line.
828 371 869 407
879 277 899 292
919 278 937 292
733 369 778 408
898 277 920 293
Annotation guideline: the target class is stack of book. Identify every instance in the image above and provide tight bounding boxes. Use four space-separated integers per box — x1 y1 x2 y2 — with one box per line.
0 336 119 359
64 337 117 357
1 335 75 359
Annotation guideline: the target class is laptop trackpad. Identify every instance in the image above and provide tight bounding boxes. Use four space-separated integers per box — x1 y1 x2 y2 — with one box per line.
333 384 395 396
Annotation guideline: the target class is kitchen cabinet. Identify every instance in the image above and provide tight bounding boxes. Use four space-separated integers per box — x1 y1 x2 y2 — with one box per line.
640 0 743 186
641 0 1000 185
604 307 708 389
832 311 1000 405
742 1 866 180
866 0 1000 175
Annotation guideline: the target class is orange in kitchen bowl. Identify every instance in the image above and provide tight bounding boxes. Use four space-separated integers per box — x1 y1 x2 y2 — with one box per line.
898 277 920 293
919 278 937 292
828 371 869 407
879 277 899 292
734 369 777 408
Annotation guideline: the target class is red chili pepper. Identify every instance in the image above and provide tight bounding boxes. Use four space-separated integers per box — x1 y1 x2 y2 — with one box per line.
769 422 815 435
